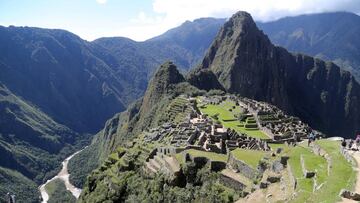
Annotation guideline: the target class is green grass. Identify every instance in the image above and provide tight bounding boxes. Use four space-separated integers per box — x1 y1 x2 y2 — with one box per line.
174 153 184 164
304 140 356 203
269 143 287 150
198 100 268 139
178 149 228 163
285 145 315 203
231 148 267 168
286 140 356 203
303 152 327 185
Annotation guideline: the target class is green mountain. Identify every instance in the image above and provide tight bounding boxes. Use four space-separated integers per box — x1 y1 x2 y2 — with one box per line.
0 25 138 201
257 12 360 81
78 62 223 202
78 61 357 202
0 18 225 201
0 82 83 202
94 18 226 73
3 11 360 202
71 12 360 199
189 11 360 138
0 26 135 133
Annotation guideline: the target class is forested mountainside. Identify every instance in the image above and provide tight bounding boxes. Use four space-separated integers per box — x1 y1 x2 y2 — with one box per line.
0 18 224 202
189 11 360 138
257 12 360 81
2 11 360 203
78 61 357 202
70 12 360 197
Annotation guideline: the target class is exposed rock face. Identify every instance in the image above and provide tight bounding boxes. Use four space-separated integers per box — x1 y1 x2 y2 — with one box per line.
257 12 360 81
188 11 360 137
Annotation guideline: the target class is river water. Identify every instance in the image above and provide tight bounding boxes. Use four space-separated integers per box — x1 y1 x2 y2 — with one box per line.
39 147 87 203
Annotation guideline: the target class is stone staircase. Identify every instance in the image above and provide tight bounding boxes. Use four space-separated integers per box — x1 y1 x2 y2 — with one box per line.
166 97 193 123
143 151 181 176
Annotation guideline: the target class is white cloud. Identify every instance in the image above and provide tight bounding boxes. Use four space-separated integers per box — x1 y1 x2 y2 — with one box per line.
96 0 107 4
117 0 360 41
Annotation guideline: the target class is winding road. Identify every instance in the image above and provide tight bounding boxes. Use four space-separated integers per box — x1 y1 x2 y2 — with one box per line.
39 147 86 203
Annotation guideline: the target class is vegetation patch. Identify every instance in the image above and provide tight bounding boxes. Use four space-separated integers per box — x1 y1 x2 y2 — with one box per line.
231 148 267 168
198 100 268 139
306 140 356 203
186 149 228 162
45 179 76 203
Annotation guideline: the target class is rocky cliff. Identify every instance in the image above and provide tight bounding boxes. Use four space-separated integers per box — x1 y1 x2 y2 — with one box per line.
257 12 360 81
188 11 360 137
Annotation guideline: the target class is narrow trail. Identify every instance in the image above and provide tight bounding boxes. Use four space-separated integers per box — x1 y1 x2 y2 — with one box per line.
339 150 360 203
39 147 87 203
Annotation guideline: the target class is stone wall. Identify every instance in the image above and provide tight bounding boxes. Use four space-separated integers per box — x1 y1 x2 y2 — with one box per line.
287 164 297 190
183 152 227 172
228 153 258 179
219 174 247 191
340 147 354 163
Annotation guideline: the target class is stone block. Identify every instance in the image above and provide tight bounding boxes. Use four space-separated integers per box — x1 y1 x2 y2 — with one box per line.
260 181 269 189
304 171 315 178
267 175 281 183
340 189 360 201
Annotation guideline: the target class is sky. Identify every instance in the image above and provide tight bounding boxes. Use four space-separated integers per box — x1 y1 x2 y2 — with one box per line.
1 0 360 41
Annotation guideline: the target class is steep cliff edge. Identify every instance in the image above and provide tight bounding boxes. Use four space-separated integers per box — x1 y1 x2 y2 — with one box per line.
188 11 360 137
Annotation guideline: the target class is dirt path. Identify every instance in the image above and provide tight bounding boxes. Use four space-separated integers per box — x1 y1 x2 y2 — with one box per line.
339 150 360 203
39 147 86 203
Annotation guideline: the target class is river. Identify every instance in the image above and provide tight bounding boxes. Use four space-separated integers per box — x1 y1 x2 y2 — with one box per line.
39 147 87 203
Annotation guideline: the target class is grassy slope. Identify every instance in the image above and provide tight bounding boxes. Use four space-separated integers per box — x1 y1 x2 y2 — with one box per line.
198 100 268 139
284 140 355 203
286 145 317 202
187 149 228 162
231 148 267 169
307 140 356 203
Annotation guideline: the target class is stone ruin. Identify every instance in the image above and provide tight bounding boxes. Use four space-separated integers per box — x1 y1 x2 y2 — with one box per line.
226 129 270 151
236 97 315 142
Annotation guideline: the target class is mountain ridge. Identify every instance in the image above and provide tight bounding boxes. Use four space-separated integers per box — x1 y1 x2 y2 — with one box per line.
257 11 360 81
189 11 360 138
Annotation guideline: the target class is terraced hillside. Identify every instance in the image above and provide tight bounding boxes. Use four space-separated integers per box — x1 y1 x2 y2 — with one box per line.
78 62 358 203
79 93 357 203
197 98 268 139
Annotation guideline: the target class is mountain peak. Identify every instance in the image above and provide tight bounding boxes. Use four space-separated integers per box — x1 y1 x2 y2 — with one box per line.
198 11 272 82
223 11 258 34
152 61 184 86
141 62 184 111
188 11 360 138
229 11 253 23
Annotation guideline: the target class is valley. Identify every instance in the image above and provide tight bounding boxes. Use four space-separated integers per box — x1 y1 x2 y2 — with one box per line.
39 147 86 203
